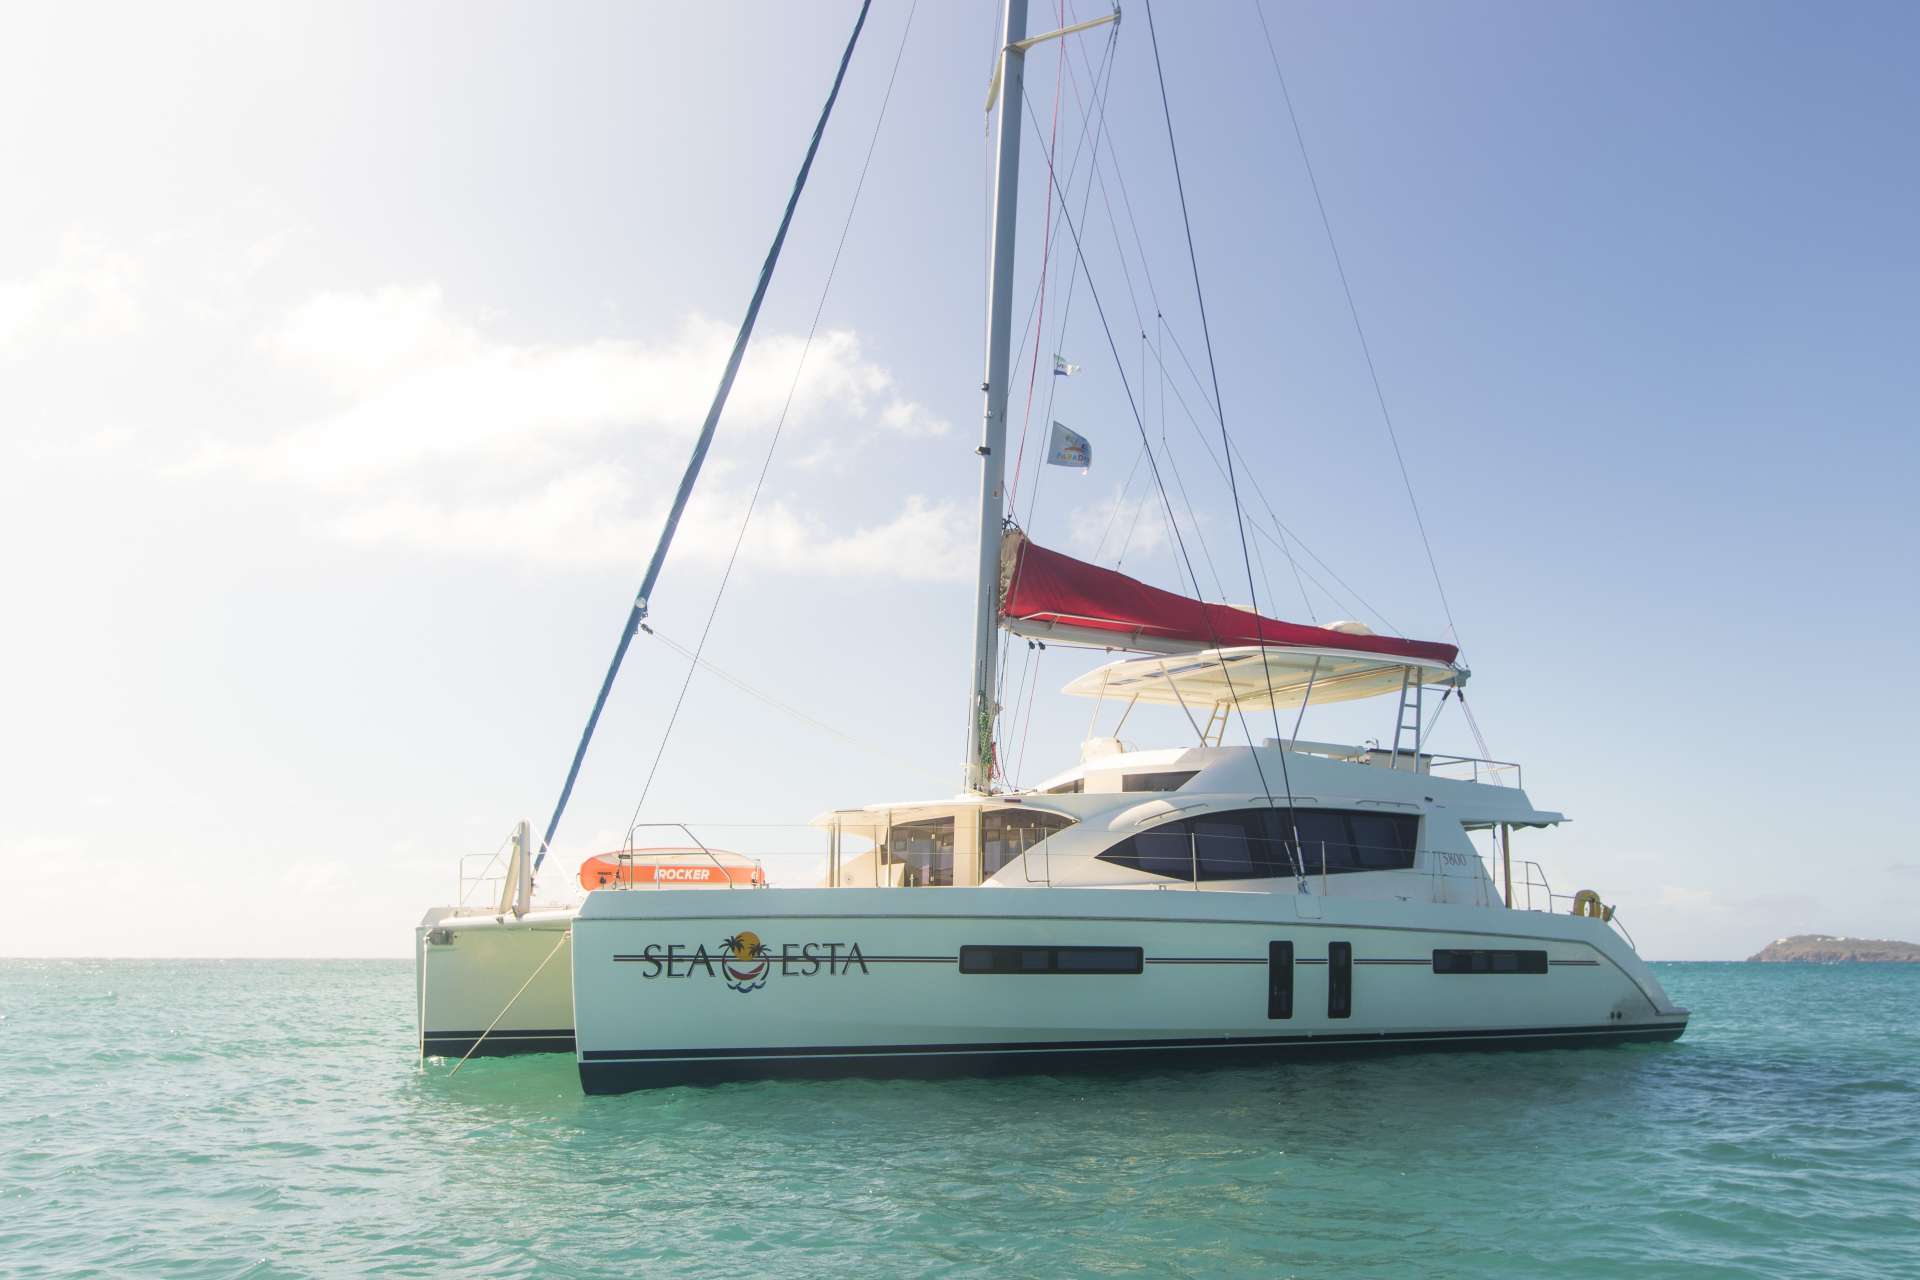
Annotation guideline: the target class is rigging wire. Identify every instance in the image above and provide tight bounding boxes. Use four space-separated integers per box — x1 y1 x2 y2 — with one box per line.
1252 0 1462 651
998 16 1123 783
533 0 874 874
1056 16 1320 626
1051 5 1416 644
992 21 1121 783
1016 83 1196 605
622 0 918 837
1009 17 1123 520
1007 0 1068 512
1143 0 1303 882
1090 441 1146 561
643 629 949 792
1016 69 1297 883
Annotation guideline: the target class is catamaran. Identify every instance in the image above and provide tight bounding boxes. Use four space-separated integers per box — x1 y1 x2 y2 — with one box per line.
416 0 1688 1094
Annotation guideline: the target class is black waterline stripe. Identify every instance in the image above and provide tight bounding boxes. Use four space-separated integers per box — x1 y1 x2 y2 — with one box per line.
580 1021 1688 1063
426 1028 574 1040
1145 957 1265 964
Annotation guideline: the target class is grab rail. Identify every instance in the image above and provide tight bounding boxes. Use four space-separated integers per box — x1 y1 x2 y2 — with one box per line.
610 823 761 890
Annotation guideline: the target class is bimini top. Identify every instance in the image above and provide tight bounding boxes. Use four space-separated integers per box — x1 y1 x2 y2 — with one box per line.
1063 645 1465 711
1000 531 1460 665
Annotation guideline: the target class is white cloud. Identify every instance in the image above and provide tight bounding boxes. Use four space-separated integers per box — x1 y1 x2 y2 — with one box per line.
9 425 138 462
0 232 142 353
1068 485 1170 561
879 398 950 437
206 285 969 579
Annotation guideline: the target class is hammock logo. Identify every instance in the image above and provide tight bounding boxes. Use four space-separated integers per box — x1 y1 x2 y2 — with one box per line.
619 934 870 990
720 932 770 993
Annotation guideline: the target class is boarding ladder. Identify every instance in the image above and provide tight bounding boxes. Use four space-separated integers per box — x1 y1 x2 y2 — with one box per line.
1388 667 1423 771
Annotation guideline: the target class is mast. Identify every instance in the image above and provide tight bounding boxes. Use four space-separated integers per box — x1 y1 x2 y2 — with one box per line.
965 0 1029 793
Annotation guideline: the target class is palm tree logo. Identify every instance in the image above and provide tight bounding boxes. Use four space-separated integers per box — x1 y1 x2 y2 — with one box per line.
720 931 771 993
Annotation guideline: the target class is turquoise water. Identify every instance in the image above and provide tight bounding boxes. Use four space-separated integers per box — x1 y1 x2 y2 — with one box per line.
2 961 1916 1278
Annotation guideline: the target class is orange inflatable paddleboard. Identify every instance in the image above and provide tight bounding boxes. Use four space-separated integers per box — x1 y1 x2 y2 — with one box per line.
578 847 765 891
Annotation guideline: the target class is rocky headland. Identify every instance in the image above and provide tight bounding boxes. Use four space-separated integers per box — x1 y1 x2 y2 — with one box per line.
1748 934 1920 963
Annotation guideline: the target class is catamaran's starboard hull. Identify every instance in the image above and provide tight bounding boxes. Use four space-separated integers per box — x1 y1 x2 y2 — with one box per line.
570 887 1687 1094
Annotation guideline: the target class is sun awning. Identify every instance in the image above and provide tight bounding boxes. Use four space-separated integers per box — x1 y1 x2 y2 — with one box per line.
999 531 1459 665
1061 645 1465 711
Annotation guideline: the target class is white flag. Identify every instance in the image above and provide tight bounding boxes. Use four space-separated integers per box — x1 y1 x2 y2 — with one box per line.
1046 421 1091 470
1052 354 1080 377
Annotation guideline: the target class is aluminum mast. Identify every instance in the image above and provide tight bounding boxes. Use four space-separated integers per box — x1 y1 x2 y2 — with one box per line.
964 0 1029 793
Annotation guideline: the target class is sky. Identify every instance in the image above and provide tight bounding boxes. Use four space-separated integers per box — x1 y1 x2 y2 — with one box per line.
4 1 1916 960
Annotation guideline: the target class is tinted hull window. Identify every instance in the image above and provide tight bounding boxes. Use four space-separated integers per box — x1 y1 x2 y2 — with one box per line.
1268 941 1293 1019
959 946 1144 975
1328 942 1352 1018
1432 949 1549 975
1122 770 1199 793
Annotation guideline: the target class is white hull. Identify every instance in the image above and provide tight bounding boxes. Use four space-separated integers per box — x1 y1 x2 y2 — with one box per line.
569 887 1687 1094
416 908 576 1058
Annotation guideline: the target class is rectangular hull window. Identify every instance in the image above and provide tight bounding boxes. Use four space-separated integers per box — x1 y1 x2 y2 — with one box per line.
1268 941 1293 1019
1432 949 1549 975
1328 941 1352 1019
959 946 1144 975
1121 770 1199 793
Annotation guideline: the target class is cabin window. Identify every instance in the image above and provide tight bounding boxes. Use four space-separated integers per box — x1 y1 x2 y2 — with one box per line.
959 945 1143 974
1347 812 1419 871
982 809 1075 877
1096 808 1418 881
1285 809 1419 876
1432 949 1548 975
1121 770 1199 793
1099 824 1195 879
888 817 954 887
1328 941 1353 1018
1044 779 1085 795
1192 817 1257 879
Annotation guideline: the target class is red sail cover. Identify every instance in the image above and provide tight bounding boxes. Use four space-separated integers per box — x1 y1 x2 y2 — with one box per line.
1000 535 1460 666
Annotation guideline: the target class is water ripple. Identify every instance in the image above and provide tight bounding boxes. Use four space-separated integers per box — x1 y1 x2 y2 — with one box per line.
2 960 1917 1277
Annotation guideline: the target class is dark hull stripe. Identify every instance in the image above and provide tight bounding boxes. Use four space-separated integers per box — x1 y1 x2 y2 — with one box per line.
422 1029 576 1058
608 954 1614 969
577 1021 1687 1092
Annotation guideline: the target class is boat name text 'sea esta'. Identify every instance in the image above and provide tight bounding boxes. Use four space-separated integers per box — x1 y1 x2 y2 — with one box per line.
619 932 870 993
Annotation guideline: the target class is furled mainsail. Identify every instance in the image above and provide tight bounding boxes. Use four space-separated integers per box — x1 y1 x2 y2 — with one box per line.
998 531 1459 665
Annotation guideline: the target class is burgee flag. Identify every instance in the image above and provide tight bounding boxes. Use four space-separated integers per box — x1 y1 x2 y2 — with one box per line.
1052 354 1080 377
1046 421 1092 470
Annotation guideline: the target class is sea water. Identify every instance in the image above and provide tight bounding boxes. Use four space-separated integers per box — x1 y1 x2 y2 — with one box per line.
2 960 1916 1278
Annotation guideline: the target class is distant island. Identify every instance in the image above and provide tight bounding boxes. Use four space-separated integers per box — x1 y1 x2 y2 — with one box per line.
1748 934 1920 963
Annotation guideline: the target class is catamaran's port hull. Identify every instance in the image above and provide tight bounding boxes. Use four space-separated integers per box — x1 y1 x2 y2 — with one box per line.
569 887 1688 1094
416 907 576 1059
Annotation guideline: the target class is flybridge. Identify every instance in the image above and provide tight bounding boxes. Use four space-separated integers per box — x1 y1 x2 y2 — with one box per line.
998 531 1460 665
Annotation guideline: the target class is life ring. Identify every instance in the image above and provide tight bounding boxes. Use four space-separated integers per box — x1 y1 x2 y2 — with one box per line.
1571 889 1612 921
